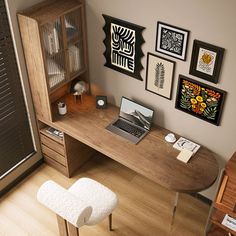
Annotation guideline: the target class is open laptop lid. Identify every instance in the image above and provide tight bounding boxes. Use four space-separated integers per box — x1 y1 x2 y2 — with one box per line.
119 97 154 130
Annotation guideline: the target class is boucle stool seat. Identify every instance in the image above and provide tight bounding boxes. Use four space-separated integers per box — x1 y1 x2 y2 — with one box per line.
37 177 118 236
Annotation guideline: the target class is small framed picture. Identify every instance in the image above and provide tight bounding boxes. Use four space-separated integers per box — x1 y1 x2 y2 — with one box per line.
155 22 189 61
189 40 224 84
145 53 175 100
175 75 226 126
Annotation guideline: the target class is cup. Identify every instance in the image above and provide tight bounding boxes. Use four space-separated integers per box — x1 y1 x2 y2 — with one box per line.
58 102 67 115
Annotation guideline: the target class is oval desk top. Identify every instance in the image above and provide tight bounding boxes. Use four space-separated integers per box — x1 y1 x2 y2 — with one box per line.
44 95 219 193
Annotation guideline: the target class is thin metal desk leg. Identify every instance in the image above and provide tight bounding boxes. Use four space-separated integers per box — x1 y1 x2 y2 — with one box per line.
171 192 179 226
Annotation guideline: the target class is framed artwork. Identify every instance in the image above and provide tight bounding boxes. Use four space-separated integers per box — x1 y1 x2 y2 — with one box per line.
155 22 189 61
175 75 226 126
102 14 145 81
189 40 224 84
145 53 175 100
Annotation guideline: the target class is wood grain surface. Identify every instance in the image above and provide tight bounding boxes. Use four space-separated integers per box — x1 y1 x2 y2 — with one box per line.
40 94 219 193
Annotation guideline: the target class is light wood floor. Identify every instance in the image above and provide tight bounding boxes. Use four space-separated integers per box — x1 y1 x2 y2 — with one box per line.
0 153 210 236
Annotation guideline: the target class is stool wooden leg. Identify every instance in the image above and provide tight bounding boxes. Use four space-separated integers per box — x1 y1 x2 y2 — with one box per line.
109 213 112 231
56 215 79 236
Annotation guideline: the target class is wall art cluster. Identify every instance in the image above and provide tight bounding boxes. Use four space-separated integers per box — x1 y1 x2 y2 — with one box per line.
102 15 227 126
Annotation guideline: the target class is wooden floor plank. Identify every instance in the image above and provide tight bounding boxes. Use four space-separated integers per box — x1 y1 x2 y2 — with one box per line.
0 153 210 236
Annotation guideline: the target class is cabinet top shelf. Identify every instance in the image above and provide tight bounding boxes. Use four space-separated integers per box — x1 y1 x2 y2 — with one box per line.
18 0 83 25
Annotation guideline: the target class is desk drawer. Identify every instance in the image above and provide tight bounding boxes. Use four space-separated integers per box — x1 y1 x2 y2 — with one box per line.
40 134 65 156
42 144 66 166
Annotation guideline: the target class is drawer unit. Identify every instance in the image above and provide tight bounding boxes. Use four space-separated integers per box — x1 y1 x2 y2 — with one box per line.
38 123 95 178
41 134 65 156
39 127 69 176
41 144 66 166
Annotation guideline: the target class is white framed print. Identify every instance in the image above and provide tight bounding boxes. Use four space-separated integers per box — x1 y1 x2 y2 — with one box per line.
145 53 175 100
155 22 190 61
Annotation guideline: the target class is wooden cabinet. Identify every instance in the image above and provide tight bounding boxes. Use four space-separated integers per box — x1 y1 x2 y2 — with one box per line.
18 0 93 177
39 123 94 177
18 0 89 121
207 152 236 236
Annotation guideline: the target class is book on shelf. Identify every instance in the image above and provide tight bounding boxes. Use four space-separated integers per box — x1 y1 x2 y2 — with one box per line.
173 137 200 154
46 127 63 139
222 214 236 232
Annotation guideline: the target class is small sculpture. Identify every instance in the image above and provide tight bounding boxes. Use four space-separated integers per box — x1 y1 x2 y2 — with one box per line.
70 80 87 102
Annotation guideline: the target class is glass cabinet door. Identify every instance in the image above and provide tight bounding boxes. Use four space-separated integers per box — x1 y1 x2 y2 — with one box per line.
41 19 66 90
64 8 85 76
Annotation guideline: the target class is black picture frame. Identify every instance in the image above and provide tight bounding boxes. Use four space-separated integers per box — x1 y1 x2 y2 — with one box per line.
189 40 224 84
145 52 175 100
175 75 226 126
155 21 189 61
102 14 145 81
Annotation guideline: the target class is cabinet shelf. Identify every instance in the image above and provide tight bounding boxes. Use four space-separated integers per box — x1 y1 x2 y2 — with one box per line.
207 152 236 236
18 0 90 121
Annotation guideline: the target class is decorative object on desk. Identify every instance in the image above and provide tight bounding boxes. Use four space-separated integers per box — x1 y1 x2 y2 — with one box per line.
165 133 176 143
102 14 145 81
58 102 67 115
96 95 107 109
176 149 194 163
173 137 200 154
70 80 87 102
145 52 175 100
189 40 224 84
155 22 189 61
175 75 226 125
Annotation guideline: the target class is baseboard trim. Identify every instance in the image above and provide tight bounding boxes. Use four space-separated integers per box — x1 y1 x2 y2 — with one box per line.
190 193 212 205
0 159 43 198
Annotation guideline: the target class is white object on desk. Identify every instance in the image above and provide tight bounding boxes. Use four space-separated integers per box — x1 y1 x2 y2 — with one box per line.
173 137 200 154
176 149 194 163
165 133 176 143
58 102 67 115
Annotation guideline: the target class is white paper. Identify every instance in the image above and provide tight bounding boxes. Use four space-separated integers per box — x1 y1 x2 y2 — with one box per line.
222 214 236 232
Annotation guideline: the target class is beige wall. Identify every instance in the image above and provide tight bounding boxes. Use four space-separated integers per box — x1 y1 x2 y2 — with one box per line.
85 0 236 199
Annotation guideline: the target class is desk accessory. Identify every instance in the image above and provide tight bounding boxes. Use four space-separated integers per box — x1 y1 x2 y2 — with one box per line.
165 133 176 143
173 137 200 154
176 149 194 163
70 80 87 103
96 96 107 109
58 102 67 115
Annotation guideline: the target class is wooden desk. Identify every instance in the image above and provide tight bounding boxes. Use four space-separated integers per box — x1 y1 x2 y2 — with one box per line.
39 95 219 194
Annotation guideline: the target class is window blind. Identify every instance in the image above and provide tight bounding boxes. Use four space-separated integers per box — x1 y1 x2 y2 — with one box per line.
0 0 35 178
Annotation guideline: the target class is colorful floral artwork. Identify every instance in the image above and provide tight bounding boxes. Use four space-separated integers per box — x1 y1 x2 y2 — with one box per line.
175 75 226 125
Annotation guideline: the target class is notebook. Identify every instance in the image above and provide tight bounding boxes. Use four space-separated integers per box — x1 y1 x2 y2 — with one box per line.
106 97 154 144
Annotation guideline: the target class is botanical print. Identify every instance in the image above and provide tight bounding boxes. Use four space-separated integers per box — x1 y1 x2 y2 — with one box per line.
155 62 165 89
160 27 184 56
176 76 226 125
196 48 216 76
110 23 135 73
145 53 175 99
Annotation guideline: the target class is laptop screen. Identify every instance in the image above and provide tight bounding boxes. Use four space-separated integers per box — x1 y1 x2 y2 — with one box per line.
119 97 154 130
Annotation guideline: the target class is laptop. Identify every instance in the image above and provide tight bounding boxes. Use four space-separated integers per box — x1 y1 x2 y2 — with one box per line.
106 97 154 144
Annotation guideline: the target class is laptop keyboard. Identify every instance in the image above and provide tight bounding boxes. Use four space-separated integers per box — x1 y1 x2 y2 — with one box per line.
113 119 145 138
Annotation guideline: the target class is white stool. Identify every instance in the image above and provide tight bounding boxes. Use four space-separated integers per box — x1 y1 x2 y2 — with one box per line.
37 178 118 236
